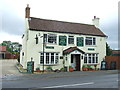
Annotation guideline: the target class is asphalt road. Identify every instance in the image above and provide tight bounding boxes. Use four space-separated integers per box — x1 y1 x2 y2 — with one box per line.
2 70 119 89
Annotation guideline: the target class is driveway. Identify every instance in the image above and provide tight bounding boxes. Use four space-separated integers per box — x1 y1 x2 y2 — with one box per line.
0 59 23 78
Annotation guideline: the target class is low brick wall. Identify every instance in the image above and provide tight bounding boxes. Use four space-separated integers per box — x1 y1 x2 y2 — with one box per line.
105 56 120 69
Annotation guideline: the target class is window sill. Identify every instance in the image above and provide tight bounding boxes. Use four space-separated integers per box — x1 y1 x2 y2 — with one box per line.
40 64 59 66
45 43 57 45
85 45 97 47
84 63 99 65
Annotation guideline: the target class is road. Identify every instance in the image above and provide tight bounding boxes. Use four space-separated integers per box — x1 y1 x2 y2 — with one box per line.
2 70 119 89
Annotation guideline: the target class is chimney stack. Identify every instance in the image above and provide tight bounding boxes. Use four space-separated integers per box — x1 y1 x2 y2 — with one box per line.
92 16 99 28
25 4 30 18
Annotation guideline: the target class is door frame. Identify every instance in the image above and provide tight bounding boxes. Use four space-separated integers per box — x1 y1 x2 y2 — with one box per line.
71 54 81 71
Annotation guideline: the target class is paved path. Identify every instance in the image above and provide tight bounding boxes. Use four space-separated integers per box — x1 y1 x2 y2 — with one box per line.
0 60 23 78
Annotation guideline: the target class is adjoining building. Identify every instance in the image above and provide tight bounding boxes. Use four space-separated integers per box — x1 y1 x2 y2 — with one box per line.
0 46 19 59
20 5 107 71
105 50 120 70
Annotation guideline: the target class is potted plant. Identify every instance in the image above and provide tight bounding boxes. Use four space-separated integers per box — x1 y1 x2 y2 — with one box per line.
36 67 40 72
69 66 74 72
60 67 65 72
82 65 88 71
46 66 53 72
87 65 95 71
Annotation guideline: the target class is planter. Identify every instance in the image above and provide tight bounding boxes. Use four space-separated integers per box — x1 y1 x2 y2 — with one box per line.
61 70 65 72
69 68 74 72
36 69 41 72
82 68 88 71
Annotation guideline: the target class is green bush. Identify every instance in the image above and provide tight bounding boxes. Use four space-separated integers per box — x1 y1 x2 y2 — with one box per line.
46 66 53 71
82 65 88 68
60 67 65 71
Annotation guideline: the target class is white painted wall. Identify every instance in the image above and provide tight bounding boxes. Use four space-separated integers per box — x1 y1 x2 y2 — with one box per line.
20 20 106 71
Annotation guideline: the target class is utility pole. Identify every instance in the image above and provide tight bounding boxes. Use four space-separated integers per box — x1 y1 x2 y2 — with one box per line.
43 35 45 73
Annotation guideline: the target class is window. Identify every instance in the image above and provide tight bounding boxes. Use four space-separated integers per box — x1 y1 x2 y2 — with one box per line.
85 37 96 45
44 34 57 44
40 53 44 64
59 36 67 46
40 52 59 65
84 53 98 64
46 53 49 64
77 37 84 46
51 53 54 64
48 34 57 44
55 53 59 64
68 36 74 44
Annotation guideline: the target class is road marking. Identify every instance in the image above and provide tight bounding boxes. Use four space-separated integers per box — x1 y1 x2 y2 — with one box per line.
42 82 94 88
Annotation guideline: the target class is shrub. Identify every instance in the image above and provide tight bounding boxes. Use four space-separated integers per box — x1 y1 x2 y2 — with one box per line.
82 65 88 68
46 66 53 71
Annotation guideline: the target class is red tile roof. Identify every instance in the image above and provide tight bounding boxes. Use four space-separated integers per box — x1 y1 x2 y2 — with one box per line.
28 17 106 37
63 47 85 55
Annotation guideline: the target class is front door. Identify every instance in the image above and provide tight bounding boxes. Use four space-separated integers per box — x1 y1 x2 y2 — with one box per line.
71 54 80 71
75 54 80 71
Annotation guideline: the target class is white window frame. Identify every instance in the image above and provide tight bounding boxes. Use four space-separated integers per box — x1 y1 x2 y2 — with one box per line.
84 53 98 64
40 52 59 65
44 34 57 44
85 37 96 46
68 36 74 44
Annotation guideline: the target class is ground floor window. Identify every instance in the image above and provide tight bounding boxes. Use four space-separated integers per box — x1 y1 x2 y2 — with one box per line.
40 52 59 65
84 53 98 64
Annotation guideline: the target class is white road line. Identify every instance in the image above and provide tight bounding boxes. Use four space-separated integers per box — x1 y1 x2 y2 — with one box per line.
42 82 94 88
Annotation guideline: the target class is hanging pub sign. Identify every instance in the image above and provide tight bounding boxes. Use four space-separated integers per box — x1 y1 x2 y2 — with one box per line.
59 36 67 46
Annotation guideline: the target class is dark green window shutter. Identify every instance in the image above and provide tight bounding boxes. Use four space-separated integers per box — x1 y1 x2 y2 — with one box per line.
59 36 67 46
77 37 84 46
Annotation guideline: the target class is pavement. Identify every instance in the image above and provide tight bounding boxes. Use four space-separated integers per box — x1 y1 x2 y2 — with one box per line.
0 60 23 79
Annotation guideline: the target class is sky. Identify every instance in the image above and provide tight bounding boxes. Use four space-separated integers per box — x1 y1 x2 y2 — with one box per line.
0 0 119 49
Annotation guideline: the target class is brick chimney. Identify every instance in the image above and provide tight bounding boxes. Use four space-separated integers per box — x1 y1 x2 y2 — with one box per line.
92 16 100 28
25 4 30 18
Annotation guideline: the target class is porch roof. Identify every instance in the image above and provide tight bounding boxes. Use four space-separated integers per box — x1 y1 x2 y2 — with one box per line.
63 47 85 55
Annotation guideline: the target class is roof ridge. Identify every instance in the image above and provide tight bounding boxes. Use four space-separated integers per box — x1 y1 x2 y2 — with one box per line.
29 17 94 26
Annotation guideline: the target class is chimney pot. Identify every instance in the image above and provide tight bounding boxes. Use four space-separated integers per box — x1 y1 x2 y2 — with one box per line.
25 4 30 18
94 16 96 19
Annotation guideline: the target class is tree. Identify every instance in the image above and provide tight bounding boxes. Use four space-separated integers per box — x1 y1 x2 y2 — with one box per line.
106 43 112 56
0 41 22 54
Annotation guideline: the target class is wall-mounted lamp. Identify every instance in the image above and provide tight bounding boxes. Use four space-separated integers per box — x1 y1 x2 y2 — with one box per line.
35 34 38 44
81 55 83 59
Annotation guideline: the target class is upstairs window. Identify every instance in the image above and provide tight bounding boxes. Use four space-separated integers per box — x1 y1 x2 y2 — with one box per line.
77 37 84 46
85 37 96 45
68 36 74 44
44 34 57 44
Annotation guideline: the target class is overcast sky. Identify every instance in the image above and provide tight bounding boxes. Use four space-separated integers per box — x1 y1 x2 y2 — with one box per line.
0 0 119 49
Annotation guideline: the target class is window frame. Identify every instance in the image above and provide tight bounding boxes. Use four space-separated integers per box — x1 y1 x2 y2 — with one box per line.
84 53 98 64
85 37 96 46
44 34 57 44
40 52 59 65
68 36 74 44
